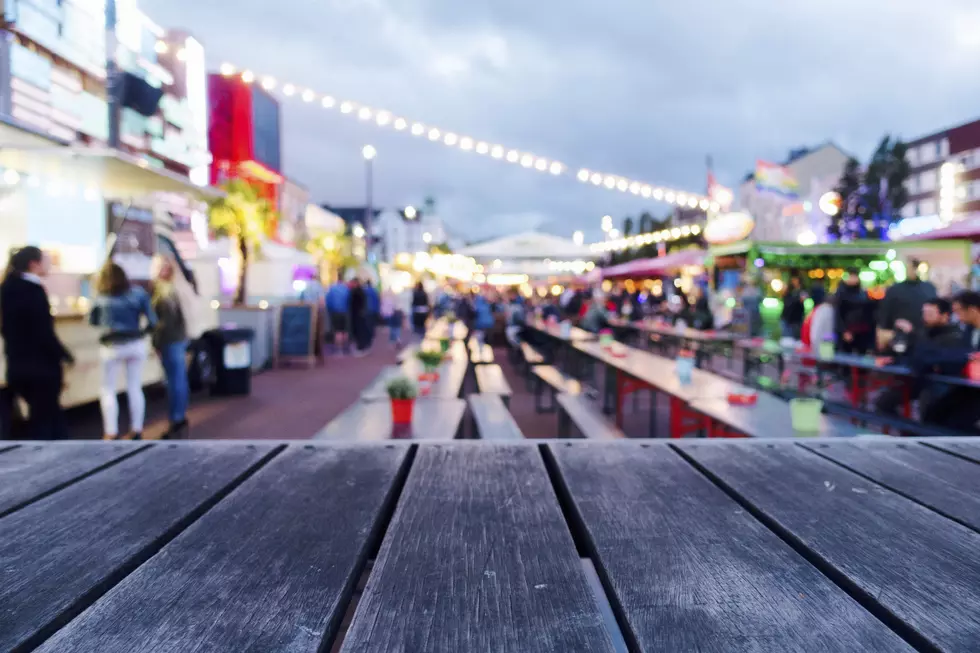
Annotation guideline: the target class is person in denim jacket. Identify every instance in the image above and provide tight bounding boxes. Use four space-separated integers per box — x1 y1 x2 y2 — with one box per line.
90 262 157 440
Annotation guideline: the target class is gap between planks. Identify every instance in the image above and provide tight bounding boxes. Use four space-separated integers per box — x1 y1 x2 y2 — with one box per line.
20 444 286 653
670 442 942 653
539 442 641 653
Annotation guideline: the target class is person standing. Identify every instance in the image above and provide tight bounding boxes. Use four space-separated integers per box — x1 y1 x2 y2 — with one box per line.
349 278 369 356
325 277 351 355
780 277 805 340
877 259 938 351
0 246 74 440
151 256 190 438
364 280 380 350
411 282 430 340
90 262 157 440
835 269 874 354
380 288 404 347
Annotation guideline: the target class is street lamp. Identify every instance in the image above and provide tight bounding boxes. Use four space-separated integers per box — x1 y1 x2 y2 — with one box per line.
601 215 613 232
572 230 584 245
361 145 376 262
404 205 417 219
422 232 432 244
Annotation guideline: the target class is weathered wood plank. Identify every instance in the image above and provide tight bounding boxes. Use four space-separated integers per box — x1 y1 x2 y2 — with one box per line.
678 440 980 652
0 442 276 652
926 440 980 464
37 444 409 653
549 442 911 652
800 440 980 531
341 444 615 652
0 442 148 517
469 394 523 440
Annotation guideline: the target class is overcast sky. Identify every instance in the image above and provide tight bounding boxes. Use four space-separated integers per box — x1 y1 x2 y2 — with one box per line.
145 0 980 242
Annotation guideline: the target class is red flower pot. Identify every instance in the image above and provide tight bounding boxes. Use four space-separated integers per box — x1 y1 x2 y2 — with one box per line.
391 399 414 425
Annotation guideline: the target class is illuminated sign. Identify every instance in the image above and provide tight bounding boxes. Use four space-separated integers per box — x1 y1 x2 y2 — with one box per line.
703 212 755 244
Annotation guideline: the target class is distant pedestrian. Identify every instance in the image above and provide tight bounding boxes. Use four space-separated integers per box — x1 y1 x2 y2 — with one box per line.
0 246 74 440
151 255 190 438
411 282 430 339
877 258 937 351
364 280 380 349
781 276 805 340
381 289 404 347
90 262 157 440
835 269 874 354
349 279 369 356
325 277 351 355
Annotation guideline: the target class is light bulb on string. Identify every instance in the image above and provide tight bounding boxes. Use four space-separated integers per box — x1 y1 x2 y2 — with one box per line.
577 169 590 182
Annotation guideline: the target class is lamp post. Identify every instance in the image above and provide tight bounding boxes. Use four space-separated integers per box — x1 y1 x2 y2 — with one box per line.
362 145 376 262
104 0 121 149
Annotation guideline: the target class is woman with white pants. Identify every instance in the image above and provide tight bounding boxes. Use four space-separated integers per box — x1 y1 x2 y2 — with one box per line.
89 262 157 440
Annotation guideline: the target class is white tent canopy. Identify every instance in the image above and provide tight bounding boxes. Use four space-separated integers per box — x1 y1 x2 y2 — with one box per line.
458 231 593 260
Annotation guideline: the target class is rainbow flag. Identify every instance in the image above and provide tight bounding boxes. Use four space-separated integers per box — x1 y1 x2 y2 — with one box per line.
755 160 800 197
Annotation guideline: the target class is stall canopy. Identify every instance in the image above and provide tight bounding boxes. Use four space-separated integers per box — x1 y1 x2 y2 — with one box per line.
0 144 221 201
458 231 592 261
906 215 980 242
601 249 706 279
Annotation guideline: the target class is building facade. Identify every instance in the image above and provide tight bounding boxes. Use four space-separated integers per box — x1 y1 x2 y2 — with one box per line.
738 143 851 244
897 118 980 237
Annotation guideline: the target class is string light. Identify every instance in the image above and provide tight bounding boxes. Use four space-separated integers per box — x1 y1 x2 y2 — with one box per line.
590 223 702 253
216 62 714 206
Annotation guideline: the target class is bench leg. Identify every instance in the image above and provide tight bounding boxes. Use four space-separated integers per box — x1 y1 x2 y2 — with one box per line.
557 407 570 438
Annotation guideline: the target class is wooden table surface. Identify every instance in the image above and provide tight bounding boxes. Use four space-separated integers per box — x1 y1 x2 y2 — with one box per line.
4 439 980 652
313 398 466 440
574 340 753 402
526 320 596 342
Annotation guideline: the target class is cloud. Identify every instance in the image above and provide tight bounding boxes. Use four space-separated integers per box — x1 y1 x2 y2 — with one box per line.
142 0 980 242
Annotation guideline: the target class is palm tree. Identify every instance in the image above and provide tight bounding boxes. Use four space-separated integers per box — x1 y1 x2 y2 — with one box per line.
208 179 277 305
304 230 358 283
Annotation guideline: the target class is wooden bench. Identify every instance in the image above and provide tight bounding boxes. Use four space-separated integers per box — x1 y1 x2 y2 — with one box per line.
468 341 494 365
532 365 582 413
556 393 625 439
474 364 512 407
467 394 524 440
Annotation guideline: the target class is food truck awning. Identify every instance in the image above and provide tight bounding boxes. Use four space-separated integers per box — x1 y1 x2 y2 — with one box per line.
602 249 706 279
0 144 222 201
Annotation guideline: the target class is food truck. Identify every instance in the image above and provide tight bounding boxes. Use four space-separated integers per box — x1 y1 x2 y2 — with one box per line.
0 132 220 409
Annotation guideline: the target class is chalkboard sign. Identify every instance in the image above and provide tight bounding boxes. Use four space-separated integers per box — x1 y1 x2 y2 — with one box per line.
276 303 317 367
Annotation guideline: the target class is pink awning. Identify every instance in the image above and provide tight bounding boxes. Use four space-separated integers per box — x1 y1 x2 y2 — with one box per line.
601 249 706 279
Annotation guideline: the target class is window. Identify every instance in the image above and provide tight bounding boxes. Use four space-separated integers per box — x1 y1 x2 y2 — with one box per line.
919 198 937 215
919 170 937 192
905 177 917 194
901 202 917 218
907 147 918 167
920 142 937 164
941 138 950 158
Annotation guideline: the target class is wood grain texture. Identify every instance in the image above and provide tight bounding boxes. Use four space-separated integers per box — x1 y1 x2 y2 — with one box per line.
533 366 582 394
37 444 408 653
0 443 276 652
679 441 980 652
469 395 523 440
0 442 148 517
314 398 465 440
341 444 615 653
690 396 865 438
800 440 980 530
549 442 911 652
927 440 980 464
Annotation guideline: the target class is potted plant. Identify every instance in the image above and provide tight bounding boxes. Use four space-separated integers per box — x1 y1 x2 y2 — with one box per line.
386 376 418 424
416 349 444 380
439 336 451 353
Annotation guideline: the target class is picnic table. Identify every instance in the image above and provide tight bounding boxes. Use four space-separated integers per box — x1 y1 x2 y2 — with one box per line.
397 340 468 364
735 339 980 412
574 340 756 437
426 319 468 341
690 392 867 438
314 397 466 440
4 438 980 651
525 319 595 343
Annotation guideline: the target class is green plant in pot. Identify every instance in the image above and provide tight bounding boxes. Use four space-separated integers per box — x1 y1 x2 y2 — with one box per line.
416 349 444 376
386 376 418 424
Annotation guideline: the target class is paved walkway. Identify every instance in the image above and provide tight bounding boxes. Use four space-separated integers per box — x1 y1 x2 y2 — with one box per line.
65 343 399 440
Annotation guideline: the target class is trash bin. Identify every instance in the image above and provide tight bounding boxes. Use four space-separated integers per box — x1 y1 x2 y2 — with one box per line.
204 327 254 396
